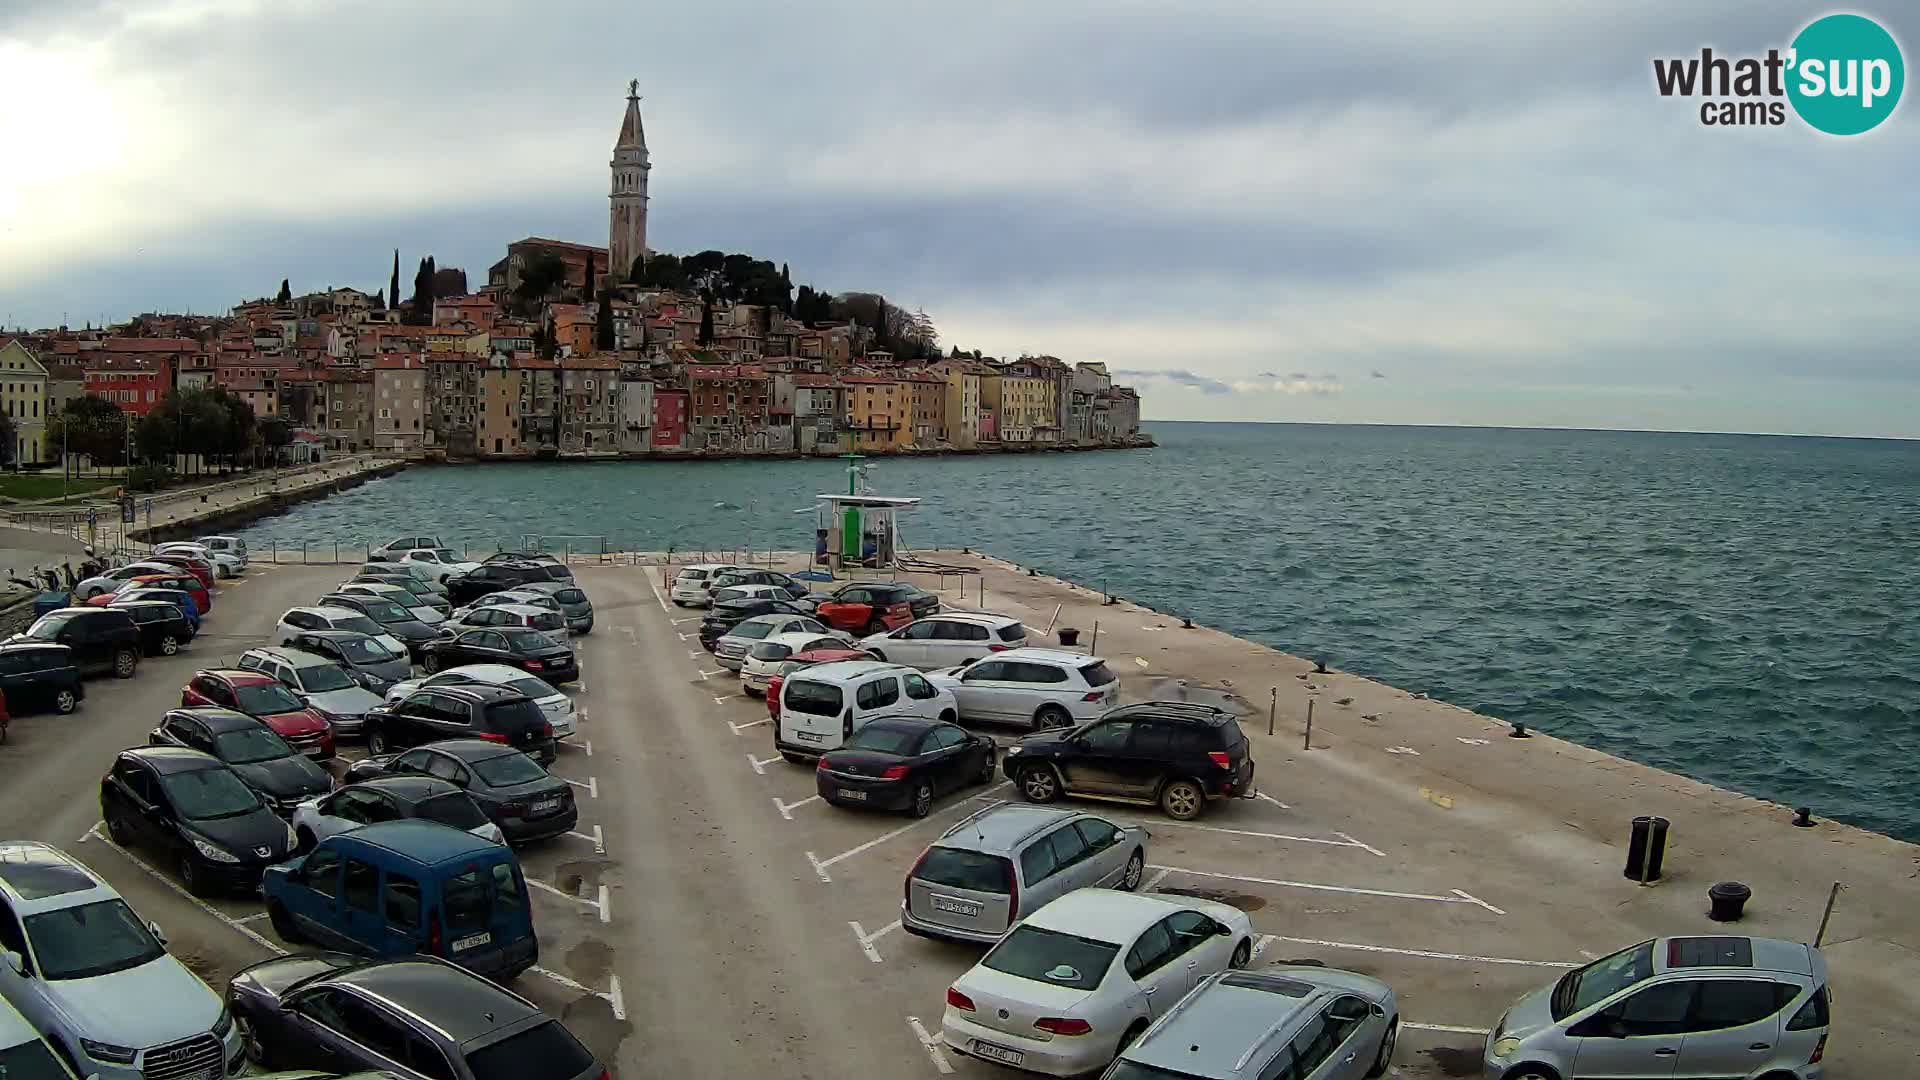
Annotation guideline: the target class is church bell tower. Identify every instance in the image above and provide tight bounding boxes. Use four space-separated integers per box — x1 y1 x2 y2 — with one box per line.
609 80 650 282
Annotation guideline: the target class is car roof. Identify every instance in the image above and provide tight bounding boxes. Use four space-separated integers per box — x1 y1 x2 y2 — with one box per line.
202 667 275 684
295 628 375 641
936 804 1078 853
420 683 525 702
345 776 462 802
731 613 801 629
0 641 69 653
46 606 121 617
415 737 533 761
244 646 333 667
333 958 540 1042
428 663 544 684
791 647 868 662
1653 936 1815 977
994 647 1097 665
114 599 181 610
122 745 227 773
169 707 266 733
789 659 907 683
0 841 110 907
1128 970 1347 1077
483 604 550 616
929 611 1022 626
335 820 506 865
1025 889 1181 939
676 563 735 573
764 630 841 647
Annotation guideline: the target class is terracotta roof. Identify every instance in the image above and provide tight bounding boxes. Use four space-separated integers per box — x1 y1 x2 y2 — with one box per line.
510 237 609 257
100 337 197 353
372 354 423 370
83 356 169 373
688 365 767 380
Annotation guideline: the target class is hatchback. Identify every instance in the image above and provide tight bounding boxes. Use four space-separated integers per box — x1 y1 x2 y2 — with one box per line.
814 582 933 634
147 707 333 816
816 716 998 817
282 629 414 694
521 581 595 634
361 683 557 763
111 587 202 632
99 746 298 896
236 647 386 736
335 582 446 625
903 804 1150 945
1104 968 1399 1080
861 612 1029 669
292 776 503 850
344 740 577 844
383 663 577 740
698 596 821 650
739 631 861 696
182 669 334 759
441 603 567 636
392 545 479 580
276 606 405 658
668 563 738 607
708 567 809 598
1484 936 1831 1080
110 599 197 655
12 608 141 680
929 648 1121 728
712 613 835 671
421 626 577 684
314 593 439 659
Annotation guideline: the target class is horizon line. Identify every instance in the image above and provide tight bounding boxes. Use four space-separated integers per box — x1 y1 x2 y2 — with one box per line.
1138 418 1920 444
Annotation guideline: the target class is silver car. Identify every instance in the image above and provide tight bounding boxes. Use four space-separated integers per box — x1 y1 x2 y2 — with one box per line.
235 646 386 736
1104 968 1398 1080
902 803 1148 945
522 580 595 634
1485 936 1831 1080
713 613 832 670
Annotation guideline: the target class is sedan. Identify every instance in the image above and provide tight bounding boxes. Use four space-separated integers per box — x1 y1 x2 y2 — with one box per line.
291 775 502 849
382 662 577 739
942 889 1254 1077
739 632 859 696
421 627 577 684
334 582 446 625
148 707 333 816
343 740 577 843
100 746 299 897
697 596 820 649
712 613 833 671
817 717 997 817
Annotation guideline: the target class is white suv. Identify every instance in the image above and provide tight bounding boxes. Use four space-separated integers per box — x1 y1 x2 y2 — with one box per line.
774 660 957 762
669 564 739 607
0 841 242 1080
859 612 1028 669
275 605 406 657
396 546 481 582
928 648 1121 728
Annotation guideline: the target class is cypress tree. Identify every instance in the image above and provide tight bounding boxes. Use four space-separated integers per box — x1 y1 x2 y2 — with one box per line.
389 249 401 313
697 295 714 345
276 279 291 305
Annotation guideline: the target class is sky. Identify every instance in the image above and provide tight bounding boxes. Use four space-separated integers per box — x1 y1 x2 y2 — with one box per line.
1 1 1915 437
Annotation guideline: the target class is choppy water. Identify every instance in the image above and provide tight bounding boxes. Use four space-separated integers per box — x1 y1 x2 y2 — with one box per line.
237 423 1920 841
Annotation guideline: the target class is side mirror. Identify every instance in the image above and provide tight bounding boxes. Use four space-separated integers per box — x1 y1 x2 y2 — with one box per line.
2 949 25 977
146 921 167 947
1215 922 1234 937
1112 829 1127 844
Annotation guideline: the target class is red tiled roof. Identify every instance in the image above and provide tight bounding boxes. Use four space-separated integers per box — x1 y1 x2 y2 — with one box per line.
372 354 423 370
510 237 609 257
100 337 197 353
688 365 767 380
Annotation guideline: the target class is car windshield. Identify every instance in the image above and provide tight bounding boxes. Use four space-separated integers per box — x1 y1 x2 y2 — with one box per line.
235 682 304 714
501 676 554 699
348 600 410 623
326 613 385 636
730 621 778 641
1079 662 1117 687
417 793 490 830
507 630 563 652
160 767 261 819
337 636 400 662
842 726 924 755
433 548 459 561
296 664 355 692
748 642 793 661
214 726 296 765
982 925 1118 991
0 1036 69 1080
471 751 547 787
22 899 166 981
465 1020 596 1080
1553 940 1655 1019
23 615 71 641
783 680 842 716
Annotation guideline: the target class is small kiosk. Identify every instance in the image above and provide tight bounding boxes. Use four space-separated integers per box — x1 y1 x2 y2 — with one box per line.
814 454 922 572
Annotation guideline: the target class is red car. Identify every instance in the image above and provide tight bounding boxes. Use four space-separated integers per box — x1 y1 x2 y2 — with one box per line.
181 669 333 759
90 572 210 615
813 583 929 635
146 552 215 590
764 647 873 721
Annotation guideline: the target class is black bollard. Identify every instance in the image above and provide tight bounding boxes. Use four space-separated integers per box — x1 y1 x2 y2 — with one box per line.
1182 616 1194 629
1708 881 1752 921
1792 807 1815 828
1509 721 1532 738
1623 815 1670 882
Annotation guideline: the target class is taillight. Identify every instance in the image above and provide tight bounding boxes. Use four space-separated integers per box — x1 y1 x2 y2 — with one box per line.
889 603 910 617
881 765 910 780
1034 1017 1091 1036
945 987 975 1012
988 644 1009 652
595 1071 611 1080
1005 857 1020 920
816 756 832 771
426 909 442 952
499 799 528 815
523 659 544 670
1081 692 1103 701
1810 1034 1827 1064
542 722 555 738
477 731 510 744
1207 751 1232 769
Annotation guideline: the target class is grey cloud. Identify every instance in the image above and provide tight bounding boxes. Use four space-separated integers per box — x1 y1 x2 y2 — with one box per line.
1371 370 1387 379
1113 369 1234 395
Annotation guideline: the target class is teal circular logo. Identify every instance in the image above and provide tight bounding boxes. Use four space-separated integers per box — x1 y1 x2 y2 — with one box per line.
1787 13 1905 135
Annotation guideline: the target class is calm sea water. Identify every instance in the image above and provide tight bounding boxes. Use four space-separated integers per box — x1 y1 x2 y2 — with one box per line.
237 423 1920 841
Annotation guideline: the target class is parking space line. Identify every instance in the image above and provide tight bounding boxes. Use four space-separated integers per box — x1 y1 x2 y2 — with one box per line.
1254 792 1292 811
774 795 822 820
233 912 270 926
696 668 727 679
565 825 606 854
1333 831 1387 858
1149 866 1506 915
1113 817 1382 855
746 753 783 775
528 965 626 1020
562 776 598 798
1259 935 1577 969
688 649 704 658
582 740 593 757
81 824 287 956
1404 1021 1493 1035
1143 868 1172 892
670 617 700 626
848 919 901 963
730 718 772 734
807 784 1010 882
645 577 672 614
714 693 744 704
525 877 612 923
907 1016 954 1075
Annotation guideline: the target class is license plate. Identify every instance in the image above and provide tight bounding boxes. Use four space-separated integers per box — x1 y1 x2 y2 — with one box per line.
452 931 491 951
796 731 824 742
931 895 981 917
836 788 868 801
532 798 560 813
972 1041 1023 1066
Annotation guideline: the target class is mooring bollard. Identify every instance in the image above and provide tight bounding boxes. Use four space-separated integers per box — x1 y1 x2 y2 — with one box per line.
1624 815 1671 883
1707 881 1752 921
1509 721 1531 738
1792 806 1815 827
1057 627 1080 647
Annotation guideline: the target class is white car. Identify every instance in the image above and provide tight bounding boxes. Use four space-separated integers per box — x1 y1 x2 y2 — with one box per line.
860 612 1029 669
712 613 835 671
73 562 175 600
369 534 443 561
334 582 445 625
739 630 858 695
383 663 577 738
442 603 568 636
290 776 503 850
929 649 1122 729
669 563 739 607
775 660 958 761
395 546 481 582
196 535 248 569
0 841 243 1080
457 590 564 617
941 889 1254 1078
154 542 243 580
710 583 788 607
275 605 407 657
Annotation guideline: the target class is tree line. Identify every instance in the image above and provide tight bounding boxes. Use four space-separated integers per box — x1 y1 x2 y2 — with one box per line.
37 388 292 487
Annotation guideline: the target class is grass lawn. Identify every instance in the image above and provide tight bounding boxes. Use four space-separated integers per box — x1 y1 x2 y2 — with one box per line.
0 473 117 502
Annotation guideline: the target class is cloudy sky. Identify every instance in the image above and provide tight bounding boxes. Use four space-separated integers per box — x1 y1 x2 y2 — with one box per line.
2 1 1915 436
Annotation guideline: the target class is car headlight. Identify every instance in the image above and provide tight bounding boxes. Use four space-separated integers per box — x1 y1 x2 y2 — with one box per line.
284 821 299 850
80 1040 139 1064
212 1005 233 1038
1004 745 1022 756
1491 1037 1521 1059
191 836 240 863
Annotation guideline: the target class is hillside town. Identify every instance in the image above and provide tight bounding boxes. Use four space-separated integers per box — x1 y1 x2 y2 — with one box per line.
0 83 1145 468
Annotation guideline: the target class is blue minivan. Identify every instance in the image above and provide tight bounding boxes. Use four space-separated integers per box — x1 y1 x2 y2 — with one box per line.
262 819 537 980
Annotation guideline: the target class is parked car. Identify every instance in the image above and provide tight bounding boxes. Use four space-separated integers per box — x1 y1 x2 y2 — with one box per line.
89 573 208 616
142 552 214 591
0 642 84 715
440 603 567 636
393 546 481 582
110 587 201 632
739 632 862 696
227 954 604 1080
113 600 197 656
1004 702 1256 821
368 534 443 561
941 889 1254 1078
420 627 577 684
263 822 536 978
712 613 837 671
1106 967 1399 1080
195 533 249 569
775 660 957 762
1485 936 1832 1080
861 612 1029 669
12 608 140 679
519 580 594 634
357 563 450 596
710 584 790 608
334 582 446 625
383 663 576 740
669 563 739 607
360 684 558 764
902 804 1149 946
0 840 243 1080
814 581 937 634
343 740 576 843
72 561 176 600
291 776 503 850
147 707 333 815
0 995 80 1080
99 746 298 896
458 589 563 616
276 605 406 657
929 649 1122 729
763 647 873 720
282 629 414 693
816 716 997 817
708 567 810 598
182 669 334 759
698 596 821 650
442 562 554 606
313 593 439 659
236 647 386 736
348 570 451 608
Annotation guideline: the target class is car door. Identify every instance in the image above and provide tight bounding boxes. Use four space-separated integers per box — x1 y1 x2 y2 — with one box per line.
174 717 218 757
56 618 101 673
1123 919 1191 1018
951 659 1013 721
1165 909 1232 980
1670 978 1796 1079
323 990 448 1079
1310 996 1386 1080
1568 979 1694 1079
851 675 902 729
338 855 389 956
118 761 174 854
283 845 350 949
882 620 939 667
918 724 969 794
1073 816 1133 887
1285 1013 1346 1080
463 630 510 665
1036 821 1103 893
1058 717 1139 795
0 653 29 709
900 672 945 720
279 987 375 1073
389 748 440 779
818 587 871 631
1112 719 1181 799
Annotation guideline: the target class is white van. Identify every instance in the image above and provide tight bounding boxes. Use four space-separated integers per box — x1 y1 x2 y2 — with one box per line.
669 563 739 607
774 660 957 763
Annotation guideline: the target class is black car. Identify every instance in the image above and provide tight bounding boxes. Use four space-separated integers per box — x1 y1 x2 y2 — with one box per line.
361 683 557 763
229 954 605 1080
1002 701 1257 821
12 607 141 679
115 599 198 656
148 707 333 815
698 597 821 649
421 626 577 684
345 574 452 614
816 716 998 817
0 642 84 715
709 567 809 599
442 561 554 605
484 551 574 581
344 739 576 843
292 776 495 851
100 745 297 896
315 592 438 659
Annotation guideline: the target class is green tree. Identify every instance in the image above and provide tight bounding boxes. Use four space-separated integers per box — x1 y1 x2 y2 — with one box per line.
259 417 293 462
276 279 292 305
513 254 569 315
697 293 714 345
389 249 401 313
0 411 15 467
49 396 128 466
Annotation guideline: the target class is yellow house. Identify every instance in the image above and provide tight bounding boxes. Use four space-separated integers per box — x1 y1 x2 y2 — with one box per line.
841 375 911 451
0 338 50 464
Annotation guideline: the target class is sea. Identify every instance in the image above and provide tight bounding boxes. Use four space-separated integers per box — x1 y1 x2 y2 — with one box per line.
234 422 1920 842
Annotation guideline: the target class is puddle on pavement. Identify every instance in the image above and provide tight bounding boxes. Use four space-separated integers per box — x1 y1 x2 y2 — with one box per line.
1157 885 1266 911
556 859 607 896
1424 1046 1484 1077
567 939 615 981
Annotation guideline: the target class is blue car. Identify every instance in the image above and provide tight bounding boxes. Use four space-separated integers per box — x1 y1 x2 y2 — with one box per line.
114 586 203 627
262 819 537 980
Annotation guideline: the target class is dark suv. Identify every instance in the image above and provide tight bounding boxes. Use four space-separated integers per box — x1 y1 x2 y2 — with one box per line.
0 642 84 715
12 607 141 679
361 683 558 764
117 599 198 656
1001 701 1256 820
443 561 555 605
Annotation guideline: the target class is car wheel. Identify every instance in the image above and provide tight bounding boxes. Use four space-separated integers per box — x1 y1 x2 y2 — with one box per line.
422 653 441 673
54 688 78 714
159 634 181 656
113 649 138 678
268 901 303 944
1160 778 1204 820
1366 1017 1398 1078
864 618 884 636
367 729 388 754
1500 1068 1561 1080
1119 848 1145 891
743 685 762 698
939 709 957 725
1115 1021 1149 1059
867 649 886 663
1230 938 1252 969
178 853 210 898
1034 704 1072 729
909 783 933 818
976 751 997 785
1019 765 1059 803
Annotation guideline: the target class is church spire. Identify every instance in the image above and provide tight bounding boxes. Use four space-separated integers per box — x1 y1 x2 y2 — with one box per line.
616 79 646 150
